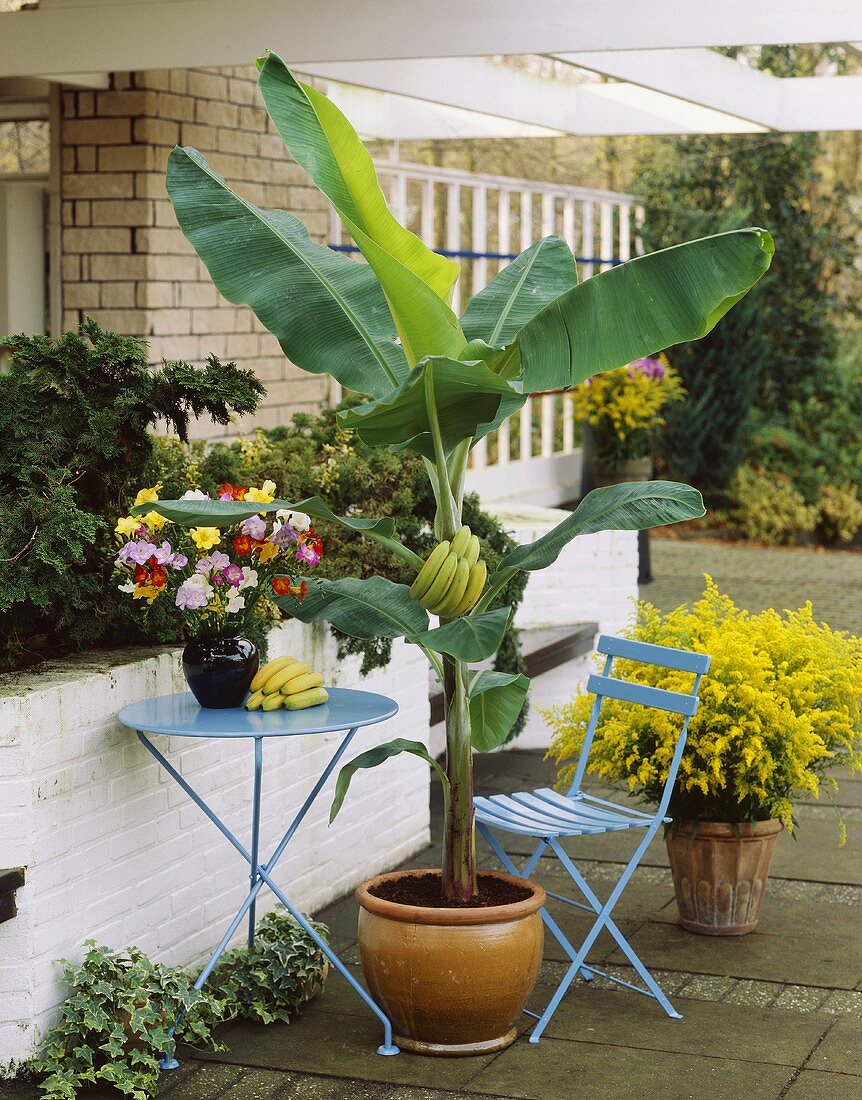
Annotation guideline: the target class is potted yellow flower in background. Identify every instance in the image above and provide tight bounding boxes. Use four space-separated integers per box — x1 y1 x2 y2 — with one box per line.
573 356 685 486
545 579 862 935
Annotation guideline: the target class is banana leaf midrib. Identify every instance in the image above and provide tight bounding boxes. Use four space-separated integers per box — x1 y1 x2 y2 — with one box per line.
178 149 404 391
306 577 425 637
487 241 552 346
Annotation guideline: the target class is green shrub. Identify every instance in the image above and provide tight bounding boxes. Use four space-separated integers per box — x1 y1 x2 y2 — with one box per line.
818 483 862 545
730 464 818 545
208 910 329 1024
150 404 530 738
0 320 264 671
32 942 225 1100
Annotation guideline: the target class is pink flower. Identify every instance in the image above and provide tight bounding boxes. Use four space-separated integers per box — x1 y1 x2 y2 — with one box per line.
195 551 231 575
117 540 159 567
295 542 321 567
222 564 244 587
241 515 267 540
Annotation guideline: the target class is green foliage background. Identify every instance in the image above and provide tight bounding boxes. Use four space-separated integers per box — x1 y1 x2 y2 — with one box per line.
0 320 265 671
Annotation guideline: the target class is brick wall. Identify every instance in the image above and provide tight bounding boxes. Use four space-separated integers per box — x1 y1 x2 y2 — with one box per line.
59 66 332 439
0 623 430 1068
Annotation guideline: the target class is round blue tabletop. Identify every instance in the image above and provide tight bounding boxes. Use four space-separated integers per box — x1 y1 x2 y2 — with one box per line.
118 688 398 738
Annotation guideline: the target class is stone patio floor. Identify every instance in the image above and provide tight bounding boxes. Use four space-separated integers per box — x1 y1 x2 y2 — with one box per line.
4 538 861 1100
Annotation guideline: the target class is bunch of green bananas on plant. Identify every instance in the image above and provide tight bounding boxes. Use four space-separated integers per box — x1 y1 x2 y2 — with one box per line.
409 525 487 618
245 656 329 711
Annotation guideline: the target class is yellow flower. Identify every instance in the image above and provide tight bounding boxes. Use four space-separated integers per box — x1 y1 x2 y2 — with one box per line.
245 480 276 505
140 509 167 532
133 585 160 604
134 483 162 507
115 516 139 538
190 527 221 550
257 540 279 564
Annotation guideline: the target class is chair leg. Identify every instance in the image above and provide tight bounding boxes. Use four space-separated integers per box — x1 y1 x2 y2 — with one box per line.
549 838 682 1021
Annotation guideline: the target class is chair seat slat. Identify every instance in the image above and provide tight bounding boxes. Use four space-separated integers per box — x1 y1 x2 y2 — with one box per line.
531 788 650 825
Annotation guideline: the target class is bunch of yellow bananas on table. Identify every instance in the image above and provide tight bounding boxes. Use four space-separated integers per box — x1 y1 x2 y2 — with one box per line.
409 525 487 618
245 656 328 711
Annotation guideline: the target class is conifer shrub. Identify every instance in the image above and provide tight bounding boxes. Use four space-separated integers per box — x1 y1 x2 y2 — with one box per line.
0 320 265 670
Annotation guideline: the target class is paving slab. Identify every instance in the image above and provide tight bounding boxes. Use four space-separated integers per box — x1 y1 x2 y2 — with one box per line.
530 987 827 1066
613 914 862 990
783 1069 862 1100
465 1035 794 1100
195 1007 502 1091
805 1017 862 1076
769 816 862 885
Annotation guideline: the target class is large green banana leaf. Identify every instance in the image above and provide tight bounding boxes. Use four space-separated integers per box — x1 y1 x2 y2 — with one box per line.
461 236 578 347
272 575 428 639
165 148 406 399
257 53 465 365
407 607 511 662
330 738 447 822
468 671 531 752
131 495 396 539
516 228 774 393
498 481 705 575
338 356 523 458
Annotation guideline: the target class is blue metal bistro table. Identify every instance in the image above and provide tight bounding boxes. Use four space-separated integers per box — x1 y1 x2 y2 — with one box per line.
119 688 402 1063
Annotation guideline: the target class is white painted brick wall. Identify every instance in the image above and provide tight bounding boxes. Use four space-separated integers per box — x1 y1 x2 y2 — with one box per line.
0 622 430 1070
486 503 637 750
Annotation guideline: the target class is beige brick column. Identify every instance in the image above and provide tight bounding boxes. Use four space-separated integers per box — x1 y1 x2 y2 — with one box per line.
60 67 332 438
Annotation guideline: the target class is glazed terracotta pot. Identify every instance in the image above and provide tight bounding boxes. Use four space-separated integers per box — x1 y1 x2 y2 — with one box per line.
356 869 545 1056
665 820 784 935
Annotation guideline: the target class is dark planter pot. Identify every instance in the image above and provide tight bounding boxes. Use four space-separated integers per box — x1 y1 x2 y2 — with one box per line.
593 455 653 487
182 635 259 709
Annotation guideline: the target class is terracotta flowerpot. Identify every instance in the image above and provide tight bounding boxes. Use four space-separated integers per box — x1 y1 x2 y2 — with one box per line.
665 820 783 935
593 455 653 488
356 869 545 1056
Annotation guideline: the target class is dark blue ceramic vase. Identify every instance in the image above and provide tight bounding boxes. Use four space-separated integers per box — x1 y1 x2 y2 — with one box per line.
182 635 259 709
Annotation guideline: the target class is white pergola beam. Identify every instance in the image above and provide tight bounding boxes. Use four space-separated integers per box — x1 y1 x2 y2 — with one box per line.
1 0 861 79
324 82 564 141
304 58 765 137
558 50 781 130
558 50 862 133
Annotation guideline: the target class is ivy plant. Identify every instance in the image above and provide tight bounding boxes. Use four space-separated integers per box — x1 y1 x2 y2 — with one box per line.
208 909 329 1025
32 942 225 1100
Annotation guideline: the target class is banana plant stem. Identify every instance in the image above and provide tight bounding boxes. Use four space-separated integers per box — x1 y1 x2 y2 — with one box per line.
441 655 477 902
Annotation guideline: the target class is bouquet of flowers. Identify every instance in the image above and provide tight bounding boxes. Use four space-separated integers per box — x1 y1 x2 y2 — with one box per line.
571 355 685 468
113 479 324 639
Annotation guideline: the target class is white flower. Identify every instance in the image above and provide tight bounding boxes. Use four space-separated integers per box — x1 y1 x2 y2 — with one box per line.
118 580 136 593
239 567 258 591
181 488 209 500
276 509 311 532
225 592 246 614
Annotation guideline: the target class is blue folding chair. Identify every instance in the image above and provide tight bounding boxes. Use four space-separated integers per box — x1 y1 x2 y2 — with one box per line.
475 634 710 1043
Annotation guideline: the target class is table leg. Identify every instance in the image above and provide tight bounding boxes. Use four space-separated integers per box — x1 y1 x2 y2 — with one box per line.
248 737 263 948
136 725 400 1065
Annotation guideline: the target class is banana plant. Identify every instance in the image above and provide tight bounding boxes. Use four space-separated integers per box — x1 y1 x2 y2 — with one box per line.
144 52 774 903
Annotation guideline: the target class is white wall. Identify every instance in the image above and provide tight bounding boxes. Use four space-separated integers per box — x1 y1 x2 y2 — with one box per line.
0 622 430 1070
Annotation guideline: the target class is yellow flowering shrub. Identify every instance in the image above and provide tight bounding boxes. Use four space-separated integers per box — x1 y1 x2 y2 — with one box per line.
546 579 862 833
570 355 685 466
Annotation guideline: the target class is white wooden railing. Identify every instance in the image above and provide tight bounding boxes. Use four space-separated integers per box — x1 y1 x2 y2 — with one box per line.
330 161 643 505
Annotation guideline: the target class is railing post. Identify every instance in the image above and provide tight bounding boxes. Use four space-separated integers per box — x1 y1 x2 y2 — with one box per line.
581 199 594 279
600 201 614 273
447 182 461 314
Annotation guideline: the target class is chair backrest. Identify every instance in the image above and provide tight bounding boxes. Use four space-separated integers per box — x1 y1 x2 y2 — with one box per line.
567 634 711 815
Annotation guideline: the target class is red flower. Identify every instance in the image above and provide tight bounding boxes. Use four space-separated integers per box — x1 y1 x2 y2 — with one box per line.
304 532 324 558
134 565 150 586
271 575 292 597
294 580 308 601
217 483 248 501
150 565 168 589
233 534 254 556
